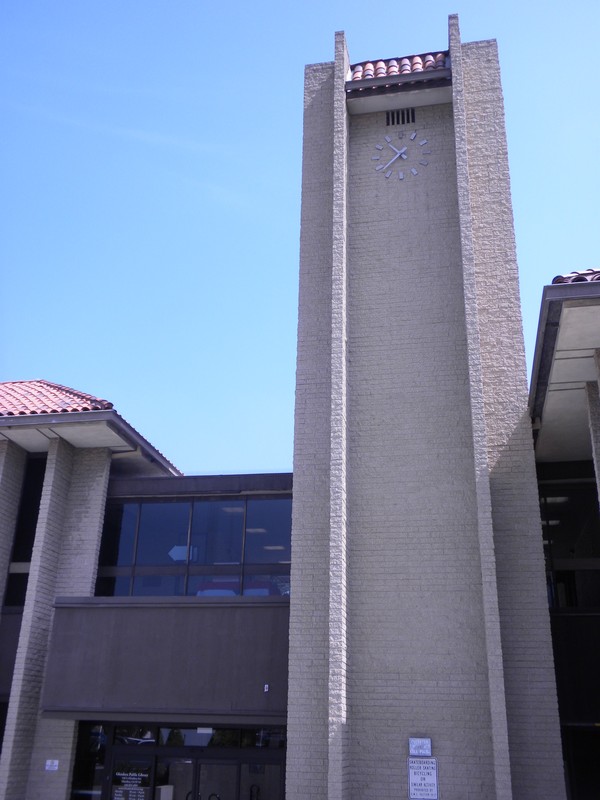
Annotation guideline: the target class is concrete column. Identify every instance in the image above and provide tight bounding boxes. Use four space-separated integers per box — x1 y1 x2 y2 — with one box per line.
0 441 27 605
0 440 111 800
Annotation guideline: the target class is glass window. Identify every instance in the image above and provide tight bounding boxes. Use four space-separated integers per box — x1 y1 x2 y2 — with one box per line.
3 573 28 607
159 727 214 747
136 502 190 566
132 573 185 597
95 576 131 597
96 494 291 599
69 723 106 800
191 499 244 565
11 457 46 562
241 727 286 749
242 573 289 597
0 701 7 756
244 499 292 564
188 574 241 597
114 726 156 745
99 503 138 567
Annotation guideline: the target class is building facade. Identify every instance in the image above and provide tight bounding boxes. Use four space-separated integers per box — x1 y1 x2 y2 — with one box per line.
0 382 292 800
1 15 595 800
288 16 565 800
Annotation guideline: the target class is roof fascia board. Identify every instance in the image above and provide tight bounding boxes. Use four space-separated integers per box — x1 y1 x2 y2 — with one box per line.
529 282 600 422
108 472 293 499
345 67 451 94
0 409 180 476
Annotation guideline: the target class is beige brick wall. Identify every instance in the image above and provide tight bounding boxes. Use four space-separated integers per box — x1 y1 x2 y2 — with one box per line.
0 440 110 800
291 19 566 800
456 23 566 800
346 99 500 799
287 57 336 800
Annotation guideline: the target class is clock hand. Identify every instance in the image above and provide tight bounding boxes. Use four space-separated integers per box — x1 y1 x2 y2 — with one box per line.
386 142 402 155
382 153 401 170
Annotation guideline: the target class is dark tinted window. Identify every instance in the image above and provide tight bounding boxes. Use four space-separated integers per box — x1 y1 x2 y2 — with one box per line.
191 500 244 565
99 503 138 567
136 502 190 566
244 498 292 564
11 457 46 562
97 495 291 598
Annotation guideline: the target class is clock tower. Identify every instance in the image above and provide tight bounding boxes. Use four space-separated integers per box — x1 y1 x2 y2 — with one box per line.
288 16 566 800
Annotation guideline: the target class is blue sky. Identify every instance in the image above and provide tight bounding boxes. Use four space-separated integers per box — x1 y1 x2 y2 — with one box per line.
2 1 599 475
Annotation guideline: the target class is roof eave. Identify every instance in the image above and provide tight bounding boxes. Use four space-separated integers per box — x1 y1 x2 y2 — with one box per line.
529 281 600 423
0 409 181 476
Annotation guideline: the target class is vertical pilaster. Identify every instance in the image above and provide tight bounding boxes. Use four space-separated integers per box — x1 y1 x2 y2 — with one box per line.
449 16 513 800
328 30 349 800
453 14 566 799
25 447 110 800
0 438 74 800
287 49 335 800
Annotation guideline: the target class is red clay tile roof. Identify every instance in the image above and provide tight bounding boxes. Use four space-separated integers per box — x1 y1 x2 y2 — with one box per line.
350 51 449 82
552 269 600 284
0 380 114 417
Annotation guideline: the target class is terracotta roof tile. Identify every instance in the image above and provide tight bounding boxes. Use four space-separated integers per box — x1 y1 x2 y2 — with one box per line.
0 380 114 417
350 51 449 82
552 269 600 284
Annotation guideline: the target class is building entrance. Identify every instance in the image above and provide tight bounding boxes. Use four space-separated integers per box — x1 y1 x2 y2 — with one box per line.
70 723 286 800
146 758 283 800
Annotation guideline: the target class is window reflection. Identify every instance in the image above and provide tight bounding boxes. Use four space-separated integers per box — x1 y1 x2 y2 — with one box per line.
96 496 291 599
114 726 155 745
245 499 292 564
136 502 190 566
188 575 241 597
191 500 244 565
69 723 106 799
132 573 186 597
99 503 138 567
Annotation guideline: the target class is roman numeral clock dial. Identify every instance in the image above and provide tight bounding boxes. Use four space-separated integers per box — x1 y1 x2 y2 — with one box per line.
371 131 431 180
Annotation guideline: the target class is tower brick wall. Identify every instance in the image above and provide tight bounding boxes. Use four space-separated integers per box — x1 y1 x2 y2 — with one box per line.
455 27 566 800
288 17 566 800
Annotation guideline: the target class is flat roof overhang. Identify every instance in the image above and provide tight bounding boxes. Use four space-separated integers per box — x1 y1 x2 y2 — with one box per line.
529 281 600 462
0 409 180 476
346 70 452 114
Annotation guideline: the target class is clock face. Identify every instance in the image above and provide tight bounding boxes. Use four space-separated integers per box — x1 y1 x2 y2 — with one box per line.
371 130 431 180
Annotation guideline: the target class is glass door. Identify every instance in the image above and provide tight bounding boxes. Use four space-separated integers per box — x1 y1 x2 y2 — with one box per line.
105 751 283 800
197 763 238 800
155 758 195 800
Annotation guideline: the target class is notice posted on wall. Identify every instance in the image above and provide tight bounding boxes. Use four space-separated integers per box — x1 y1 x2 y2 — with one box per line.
408 757 438 799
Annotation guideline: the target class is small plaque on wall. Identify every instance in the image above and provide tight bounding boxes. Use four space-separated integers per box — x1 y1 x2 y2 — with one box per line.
409 737 432 756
